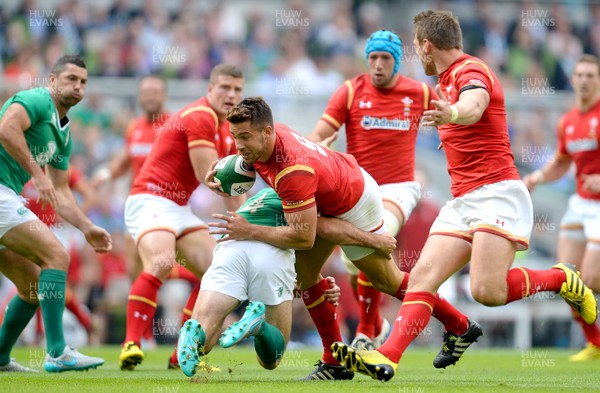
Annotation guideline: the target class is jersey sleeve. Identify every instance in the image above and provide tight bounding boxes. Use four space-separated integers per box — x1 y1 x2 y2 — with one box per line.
556 116 570 158
425 83 438 110
184 109 220 150
11 89 47 126
320 81 352 130
455 62 494 94
276 170 317 213
124 120 136 148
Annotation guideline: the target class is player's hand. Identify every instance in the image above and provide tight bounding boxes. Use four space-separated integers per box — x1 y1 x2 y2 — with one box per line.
318 132 338 149
373 232 397 257
423 85 453 127
324 276 340 307
91 168 111 189
31 174 59 210
209 211 253 242
84 225 112 253
204 159 230 198
522 170 544 192
582 174 600 194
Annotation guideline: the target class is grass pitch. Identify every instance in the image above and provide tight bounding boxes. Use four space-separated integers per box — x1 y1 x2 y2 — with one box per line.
2 345 600 393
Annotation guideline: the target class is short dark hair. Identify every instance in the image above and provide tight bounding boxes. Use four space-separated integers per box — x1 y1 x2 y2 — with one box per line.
209 64 244 84
139 73 168 91
51 55 86 76
575 54 600 76
227 97 273 128
413 10 463 51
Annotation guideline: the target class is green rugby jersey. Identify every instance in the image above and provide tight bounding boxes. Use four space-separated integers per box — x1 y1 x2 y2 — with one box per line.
0 87 72 193
236 187 286 227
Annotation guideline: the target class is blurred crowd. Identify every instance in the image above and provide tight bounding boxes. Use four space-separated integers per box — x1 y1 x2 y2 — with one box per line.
0 0 587 346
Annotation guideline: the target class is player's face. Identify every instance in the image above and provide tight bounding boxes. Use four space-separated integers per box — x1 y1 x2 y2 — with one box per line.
230 121 268 164
572 62 600 102
207 75 244 117
368 51 396 88
50 63 87 108
413 36 437 76
138 77 166 116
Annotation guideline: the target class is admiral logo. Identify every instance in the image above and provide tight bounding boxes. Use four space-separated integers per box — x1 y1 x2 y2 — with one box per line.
566 138 598 154
361 116 410 131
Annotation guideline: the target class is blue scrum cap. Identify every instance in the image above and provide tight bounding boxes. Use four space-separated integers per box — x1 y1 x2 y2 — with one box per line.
365 29 402 76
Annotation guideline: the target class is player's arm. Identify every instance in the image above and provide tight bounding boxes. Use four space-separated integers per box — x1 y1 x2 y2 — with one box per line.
424 85 490 127
210 206 318 250
451 88 490 125
308 120 338 148
189 146 245 209
523 154 572 191
0 103 58 208
71 175 97 213
92 148 131 187
46 166 111 252
316 216 396 256
308 82 348 146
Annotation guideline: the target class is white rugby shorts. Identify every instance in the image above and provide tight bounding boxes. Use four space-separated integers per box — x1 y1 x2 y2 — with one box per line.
429 180 533 251
560 194 600 244
201 239 296 305
124 193 207 243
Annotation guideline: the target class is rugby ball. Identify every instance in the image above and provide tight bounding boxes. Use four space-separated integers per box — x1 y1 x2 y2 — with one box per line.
214 154 256 196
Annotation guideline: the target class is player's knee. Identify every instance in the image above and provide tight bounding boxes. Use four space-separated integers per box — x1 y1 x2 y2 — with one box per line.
470 283 506 306
145 256 175 279
43 246 70 271
17 288 39 305
368 274 398 295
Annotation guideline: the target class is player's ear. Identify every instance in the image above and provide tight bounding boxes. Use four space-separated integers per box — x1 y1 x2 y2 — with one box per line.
263 124 273 136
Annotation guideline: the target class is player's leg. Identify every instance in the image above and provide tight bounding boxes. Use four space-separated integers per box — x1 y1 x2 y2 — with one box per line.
120 229 176 370
166 227 213 368
219 241 295 370
124 233 142 281
468 183 596 322
333 233 471 381
295 237 353 380
178 290 239 377
0 249 40 372
179 240 248 377
351 183 417 350
559 233 600 361
568 207 600 361
1 221 104 372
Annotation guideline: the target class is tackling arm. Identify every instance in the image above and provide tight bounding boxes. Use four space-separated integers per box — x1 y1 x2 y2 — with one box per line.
210 206 318 250
316 215 396 256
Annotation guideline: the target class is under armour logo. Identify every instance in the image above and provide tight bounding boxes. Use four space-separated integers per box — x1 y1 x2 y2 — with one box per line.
496 219 505 226
359 100 372 109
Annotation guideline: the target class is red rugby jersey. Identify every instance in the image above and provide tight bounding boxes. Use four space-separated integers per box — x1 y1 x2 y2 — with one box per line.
22 167 83 226
321 73 435 185
125 112 170 181
131 97 235 205
253 123 364 215
437 54 519 197
557 99 600 200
